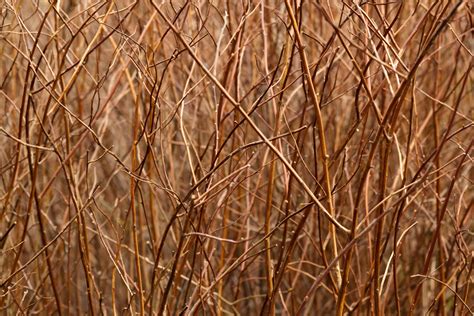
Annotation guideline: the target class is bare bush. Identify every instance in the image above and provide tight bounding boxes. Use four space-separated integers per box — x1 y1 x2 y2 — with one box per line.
0 1 472 315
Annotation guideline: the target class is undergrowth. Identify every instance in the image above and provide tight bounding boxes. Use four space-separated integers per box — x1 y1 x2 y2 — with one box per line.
0 0 472 315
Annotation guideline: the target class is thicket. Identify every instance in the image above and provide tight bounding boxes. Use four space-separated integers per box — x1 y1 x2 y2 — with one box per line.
0 0 472 314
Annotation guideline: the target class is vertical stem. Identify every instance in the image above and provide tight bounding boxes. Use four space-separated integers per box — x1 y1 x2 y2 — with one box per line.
283 0 342 290
131 80 145 315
